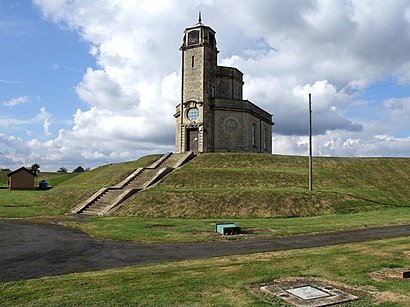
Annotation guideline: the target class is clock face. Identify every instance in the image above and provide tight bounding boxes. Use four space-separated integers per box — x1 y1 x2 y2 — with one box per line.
187 107 200 121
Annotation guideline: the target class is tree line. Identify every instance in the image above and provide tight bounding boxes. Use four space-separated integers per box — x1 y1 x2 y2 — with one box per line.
28 164 90 174
57 166 90 173
1 164 89 174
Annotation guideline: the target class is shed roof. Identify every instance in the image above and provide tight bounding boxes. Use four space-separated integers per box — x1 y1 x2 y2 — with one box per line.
7 167 37 177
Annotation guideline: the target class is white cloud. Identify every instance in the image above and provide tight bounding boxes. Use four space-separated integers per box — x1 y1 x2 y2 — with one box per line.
0 107 53 134
38 107 53 136
0 79 26 84
75 67 138 110
1 0 408 171
3 96 30 107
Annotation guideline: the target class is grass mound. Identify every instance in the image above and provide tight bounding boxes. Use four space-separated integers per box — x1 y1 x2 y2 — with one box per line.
0 154 161 217
117 153 410 218
39 154 162 213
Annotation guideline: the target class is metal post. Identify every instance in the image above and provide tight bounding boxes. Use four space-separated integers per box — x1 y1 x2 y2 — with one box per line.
309 93 313 192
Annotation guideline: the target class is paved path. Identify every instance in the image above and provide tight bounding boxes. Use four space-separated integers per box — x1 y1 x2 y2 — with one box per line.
0 219 409 282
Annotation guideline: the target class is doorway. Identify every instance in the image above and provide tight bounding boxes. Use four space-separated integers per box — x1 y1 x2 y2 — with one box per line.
186 128 199 153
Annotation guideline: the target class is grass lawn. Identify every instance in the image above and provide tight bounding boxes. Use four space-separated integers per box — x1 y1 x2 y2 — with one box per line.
0 190 63 218
65 207 410 243
1 237 409 306
0 172 81 218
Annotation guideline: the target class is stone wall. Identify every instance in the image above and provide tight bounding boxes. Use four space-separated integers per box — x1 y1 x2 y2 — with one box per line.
214 110 247 152
213 99 272 124
182 47 204 102
212 104 272 153
215 66 243 100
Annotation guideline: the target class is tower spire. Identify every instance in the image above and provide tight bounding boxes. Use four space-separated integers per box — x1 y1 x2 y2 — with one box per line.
198 11 202 24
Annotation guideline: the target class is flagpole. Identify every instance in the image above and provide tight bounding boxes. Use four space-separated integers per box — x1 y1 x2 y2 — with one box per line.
309 93 313 192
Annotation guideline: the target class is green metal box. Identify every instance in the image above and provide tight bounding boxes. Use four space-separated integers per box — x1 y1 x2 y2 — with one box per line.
215 223 241 235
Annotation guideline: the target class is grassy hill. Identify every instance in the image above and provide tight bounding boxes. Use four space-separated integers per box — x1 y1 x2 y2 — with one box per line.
116 153 410 218
2 153 409 219
0 154 161 217
38 154 162 213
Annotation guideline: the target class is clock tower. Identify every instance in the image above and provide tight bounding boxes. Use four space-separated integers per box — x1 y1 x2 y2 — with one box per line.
175 14 217 153
174 15 274 154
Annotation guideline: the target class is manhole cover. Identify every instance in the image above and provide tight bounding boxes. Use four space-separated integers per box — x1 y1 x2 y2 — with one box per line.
260 279 358 306
286 285 331 300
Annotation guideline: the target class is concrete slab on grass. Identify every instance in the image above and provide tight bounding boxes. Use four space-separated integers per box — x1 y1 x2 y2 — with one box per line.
261 280 358 306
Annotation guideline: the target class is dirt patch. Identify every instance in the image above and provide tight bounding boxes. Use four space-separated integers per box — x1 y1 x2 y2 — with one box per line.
402 250 410 259
368 267 410 305
372 291 410 304
370 267 410 281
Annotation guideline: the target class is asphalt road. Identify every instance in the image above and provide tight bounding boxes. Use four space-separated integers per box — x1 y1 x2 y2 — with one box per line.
1 219 409 282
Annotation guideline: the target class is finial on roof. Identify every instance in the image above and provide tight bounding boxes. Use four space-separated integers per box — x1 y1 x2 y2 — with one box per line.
198 11 202 24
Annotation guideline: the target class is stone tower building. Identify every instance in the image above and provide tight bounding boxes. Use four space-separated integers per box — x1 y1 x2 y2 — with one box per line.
174 16 273 154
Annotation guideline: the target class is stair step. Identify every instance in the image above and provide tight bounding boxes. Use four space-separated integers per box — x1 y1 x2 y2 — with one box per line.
79 189 125 215
77 152 192 215
125 169 157 188
159 153 187 168
88 203 110 209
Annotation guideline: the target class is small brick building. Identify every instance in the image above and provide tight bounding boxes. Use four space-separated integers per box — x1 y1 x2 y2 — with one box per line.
7 167 37 190
174 16 274 154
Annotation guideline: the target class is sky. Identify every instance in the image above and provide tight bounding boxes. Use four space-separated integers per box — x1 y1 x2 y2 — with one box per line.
1 0 410 172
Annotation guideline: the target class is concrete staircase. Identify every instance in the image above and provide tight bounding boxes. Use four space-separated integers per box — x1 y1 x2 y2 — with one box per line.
71 151 194 216
123 168 159 189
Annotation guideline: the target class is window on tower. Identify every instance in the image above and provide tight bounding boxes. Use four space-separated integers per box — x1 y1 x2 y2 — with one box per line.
252 123 257 147
187 107 200 121
209 32 215 47
188 30 199 45
264 127 268 150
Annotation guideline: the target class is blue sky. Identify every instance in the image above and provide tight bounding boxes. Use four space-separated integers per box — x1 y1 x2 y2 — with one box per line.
1 0 410 171
1 1 93 141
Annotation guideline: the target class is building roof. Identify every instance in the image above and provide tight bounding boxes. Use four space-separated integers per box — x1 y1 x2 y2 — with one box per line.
7 167 37 177
185 13 215 32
